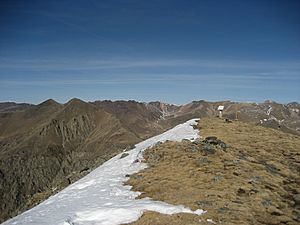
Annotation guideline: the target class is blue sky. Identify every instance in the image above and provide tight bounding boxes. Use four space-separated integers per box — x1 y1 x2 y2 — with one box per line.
0 0 299 104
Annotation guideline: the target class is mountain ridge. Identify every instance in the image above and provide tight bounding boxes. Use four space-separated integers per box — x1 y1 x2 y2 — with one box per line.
0 98 299 222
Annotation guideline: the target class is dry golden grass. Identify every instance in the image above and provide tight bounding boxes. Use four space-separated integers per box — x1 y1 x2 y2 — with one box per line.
125 118 300 225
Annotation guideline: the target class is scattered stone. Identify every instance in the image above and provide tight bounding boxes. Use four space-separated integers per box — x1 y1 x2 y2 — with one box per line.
219 141 227 150
212 175 223 182
154 141 163 147
237 187 247 196
194 157 212 166
193 138 202 145
187 145 199 153
249 176 261 183
182 139 191 144
202 143 216 155
224 118 232 123
204 136 219 145
205 136 218 141
261 199 273 207
218 207 230 214
203 136 227 151
223 160 237 167
125 144 136 151
147 152 161 163
233 171 240 176
133 159 140 163
264 163 280 175
195 200 213 208
238 154 247 160
120 153 129 159
79 167 90 173
206 218 216 224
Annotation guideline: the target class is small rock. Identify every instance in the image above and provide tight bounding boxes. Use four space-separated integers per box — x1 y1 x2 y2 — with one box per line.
125 144 136 151
224 118 232 123
206 219 216 224
219 141 227 150
223 160 237 167
193 138 202 145
233 171 240 176
187 145 199 153
261 199 272 207
264 163 280 175
204 136 219 145
120 153 129 159
192 125 198 130
182 139 191 144
237 187 247 196
202 144 216 155
238 154 247 160
133 159 140 163
205 136 218 141
194 158 212 166
195 200 213 207
212 175 223 182
249 176 261 183
218 207 229 214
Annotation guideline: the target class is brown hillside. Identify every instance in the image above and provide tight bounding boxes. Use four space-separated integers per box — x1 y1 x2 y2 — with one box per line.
126 118 300 225
1 99 299 223
0 99 168 222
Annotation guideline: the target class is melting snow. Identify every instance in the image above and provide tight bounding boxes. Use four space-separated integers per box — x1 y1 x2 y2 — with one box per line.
266 106 272 116
2 119 204 225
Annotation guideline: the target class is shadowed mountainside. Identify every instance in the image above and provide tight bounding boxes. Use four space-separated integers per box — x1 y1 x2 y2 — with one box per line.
0 99 167 222
0 98 299 222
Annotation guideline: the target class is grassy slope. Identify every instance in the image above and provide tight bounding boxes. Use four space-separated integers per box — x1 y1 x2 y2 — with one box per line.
126 118 300 225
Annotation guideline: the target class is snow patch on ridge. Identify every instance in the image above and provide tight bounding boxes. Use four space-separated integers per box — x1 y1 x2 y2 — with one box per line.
2 119 204 225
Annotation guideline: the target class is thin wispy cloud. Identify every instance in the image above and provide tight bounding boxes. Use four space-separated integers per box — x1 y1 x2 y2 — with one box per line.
0 58 299 71
0 71 299 87
0 0 299 104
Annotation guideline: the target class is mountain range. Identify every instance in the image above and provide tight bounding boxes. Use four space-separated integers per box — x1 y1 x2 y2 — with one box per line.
0 98 299 222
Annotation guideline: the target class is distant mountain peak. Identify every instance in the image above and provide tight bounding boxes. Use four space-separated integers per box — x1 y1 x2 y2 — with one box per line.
63 98 97 114
38 99 60 107
65 98 89 107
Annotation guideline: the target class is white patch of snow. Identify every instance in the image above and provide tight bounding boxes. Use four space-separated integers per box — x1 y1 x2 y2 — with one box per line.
2 119 204 225
266 106 272 116
207 218 216 224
